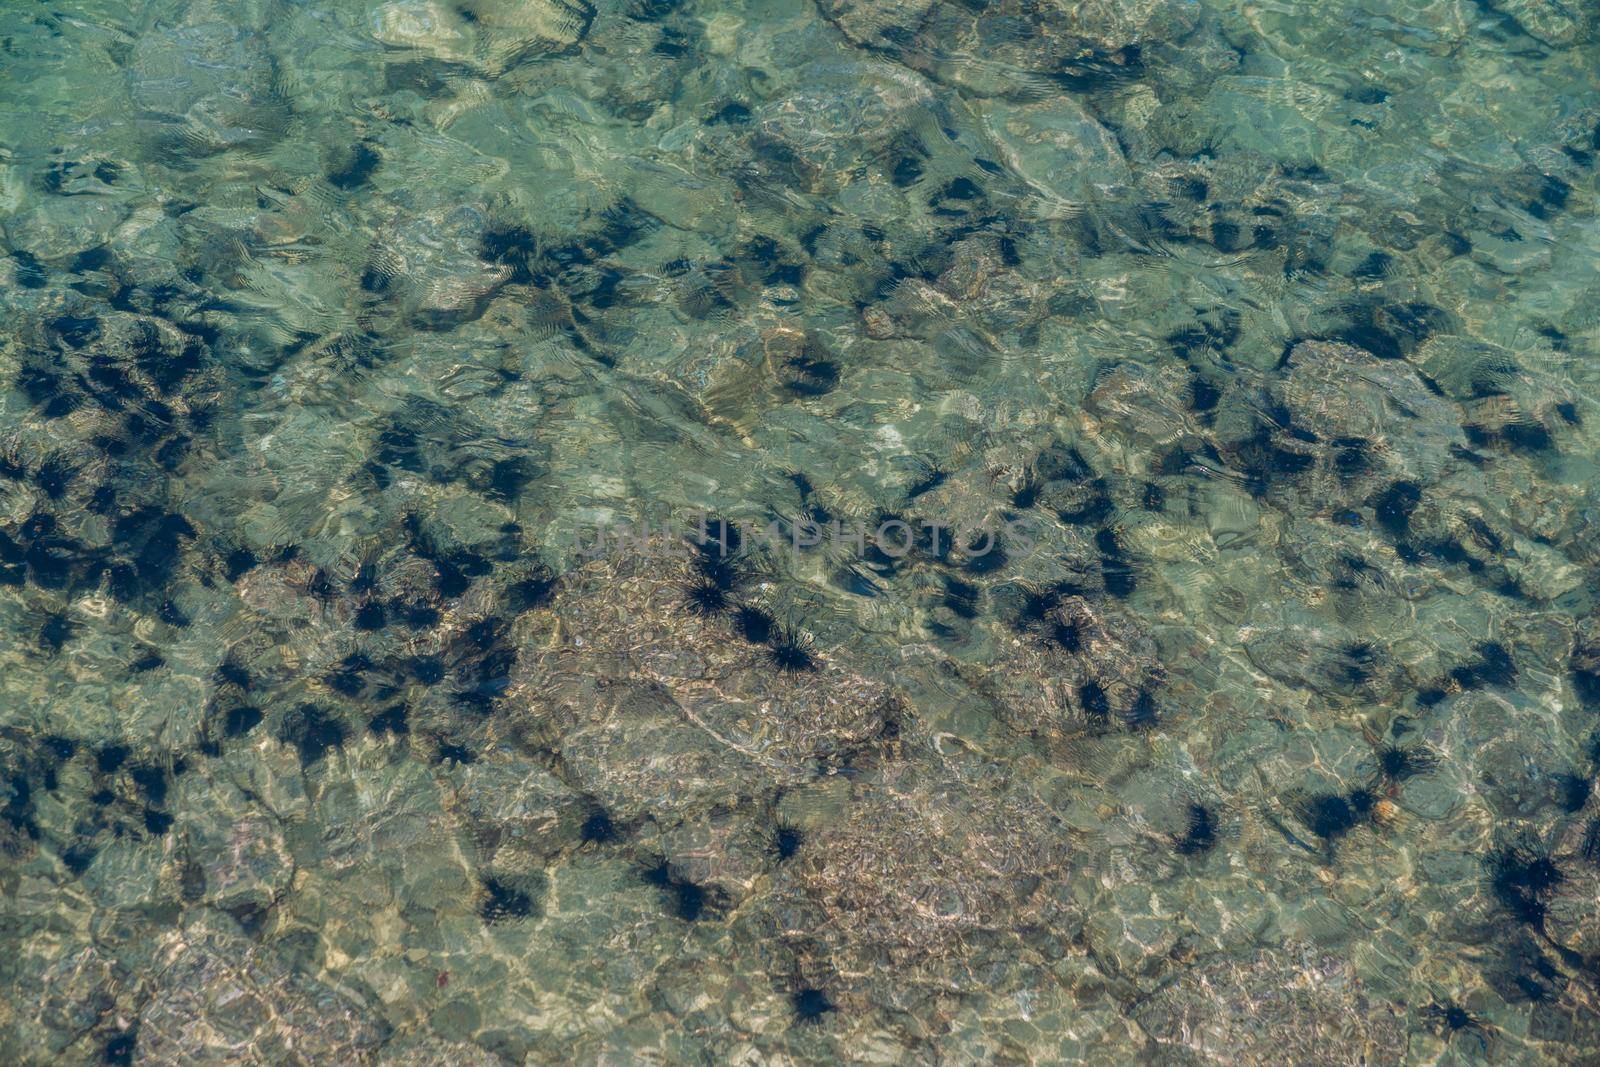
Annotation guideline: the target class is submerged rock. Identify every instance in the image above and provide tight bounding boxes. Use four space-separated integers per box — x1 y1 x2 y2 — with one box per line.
817 0 1195 96
1491 0 1596 46
1132 945 1408 1064
509 547 901 819
1275 341 1461 455
363 205 512 329
371 0 591 76
174 774 293 914
760 759 1079 1007
126 18 290 157
981 95 1133 203
970 592 1163 739
135 917 387 1063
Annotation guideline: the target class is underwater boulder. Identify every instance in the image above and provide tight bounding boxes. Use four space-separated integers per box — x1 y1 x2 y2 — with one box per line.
980 95 1133 204
1490 0 1596 46
730 62 939 198
372 0 592 76
302 756 477 915
510 549 900 820
1131 945 1407 1064
969 592 1163 740
449 754 587 864
4 197 131 266
818 0 1195 96
126 18 290 157
0 940 121 1063
1084 360 1194 453
134 916 387 1063
377 1035 505 1066
1274 340 1464 475
173 773 293 915
760 760 1079 1005
370 0 480 66
456 0 594 70
363 204 512 329
1545 813 1600 958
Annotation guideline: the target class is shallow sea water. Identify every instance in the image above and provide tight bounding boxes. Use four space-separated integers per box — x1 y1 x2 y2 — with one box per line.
2 0 1600 1063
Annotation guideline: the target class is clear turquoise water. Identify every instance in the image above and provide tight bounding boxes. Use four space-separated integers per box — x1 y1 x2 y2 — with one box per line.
2 0 1600 1063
